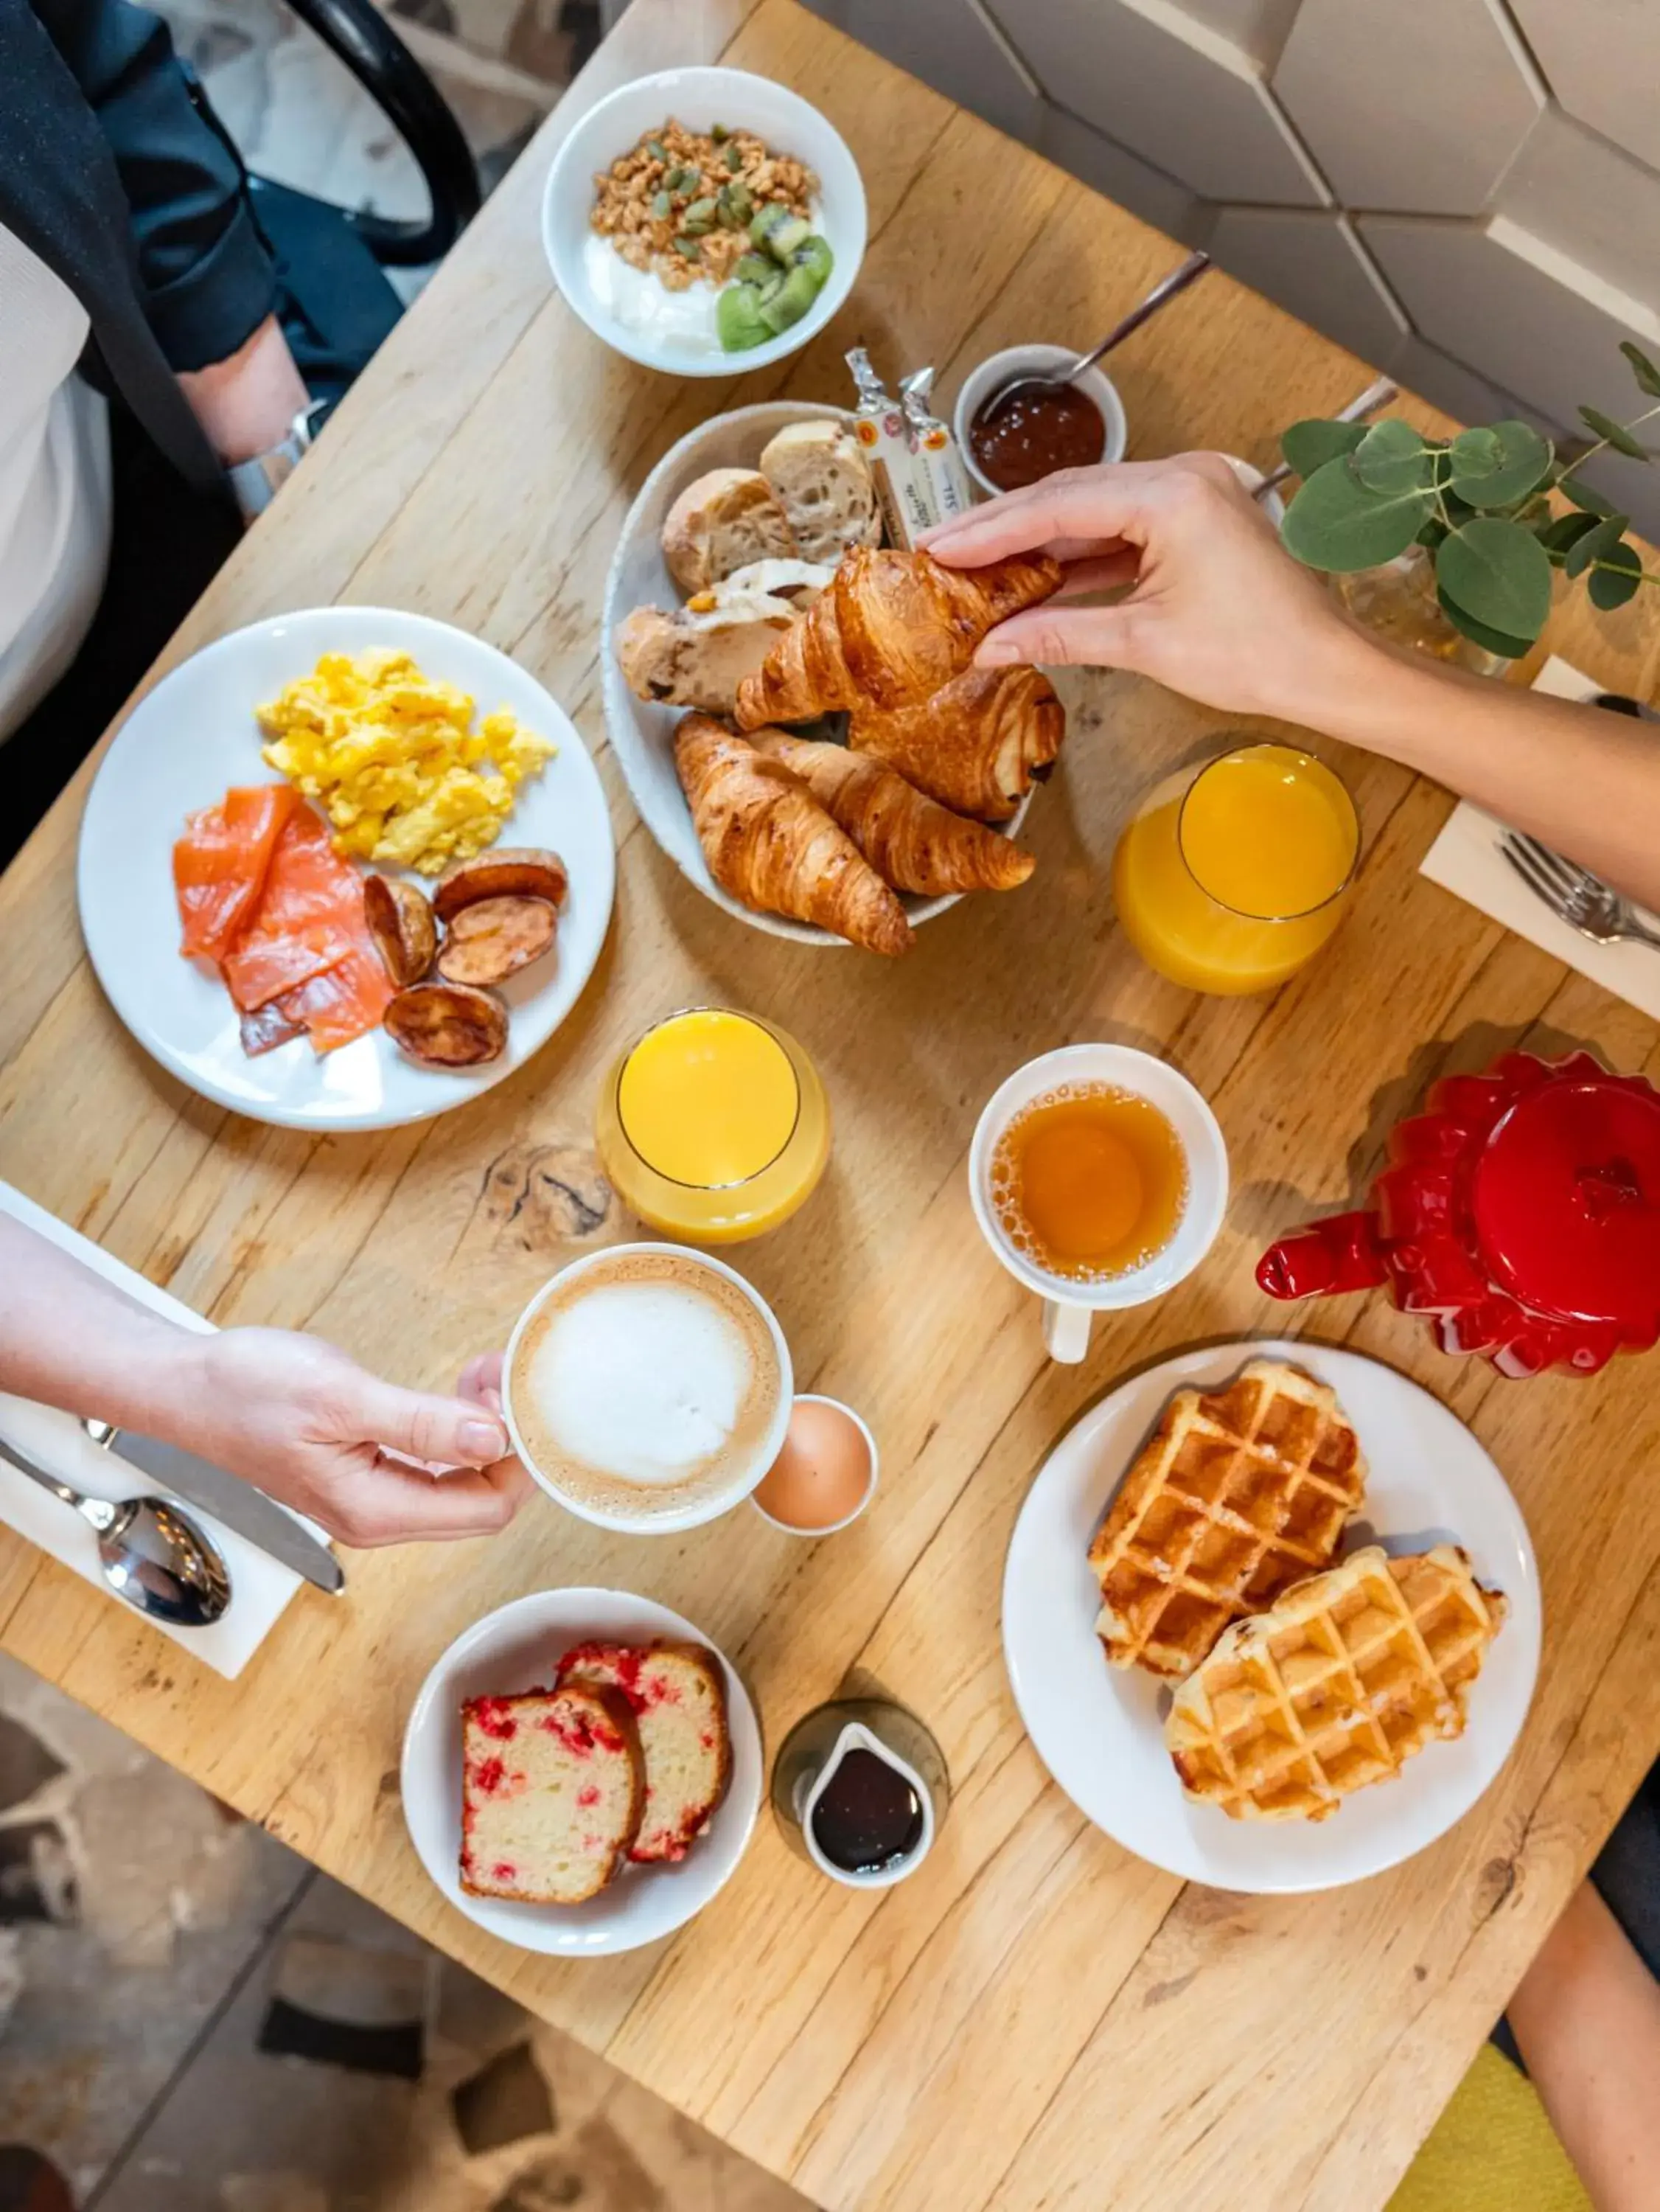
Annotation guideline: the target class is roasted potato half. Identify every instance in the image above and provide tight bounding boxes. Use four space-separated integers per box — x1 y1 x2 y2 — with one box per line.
432 846 568 923
435 894 557 987
383 981 508 1068
363 874 439 987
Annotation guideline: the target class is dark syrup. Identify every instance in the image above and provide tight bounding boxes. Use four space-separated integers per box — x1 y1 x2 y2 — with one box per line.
809 1747 924 1874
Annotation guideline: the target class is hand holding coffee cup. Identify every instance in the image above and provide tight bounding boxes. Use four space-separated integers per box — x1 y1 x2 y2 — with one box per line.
969 1045 1227 1362
504 1244 792 1532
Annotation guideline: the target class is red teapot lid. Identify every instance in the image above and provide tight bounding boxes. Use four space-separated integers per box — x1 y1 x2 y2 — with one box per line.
1474 1074 1660 1329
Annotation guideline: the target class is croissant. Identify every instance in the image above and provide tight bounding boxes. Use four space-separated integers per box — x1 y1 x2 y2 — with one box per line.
673 714 913 957
848 666 1066 822
734 545 1064 728
748 731 1035 895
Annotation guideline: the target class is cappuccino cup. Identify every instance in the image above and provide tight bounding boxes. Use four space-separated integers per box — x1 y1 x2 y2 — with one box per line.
503 1242 792 1533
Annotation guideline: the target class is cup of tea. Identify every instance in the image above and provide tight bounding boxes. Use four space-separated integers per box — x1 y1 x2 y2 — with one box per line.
968 1043 1228 1363
502 1242 793 1532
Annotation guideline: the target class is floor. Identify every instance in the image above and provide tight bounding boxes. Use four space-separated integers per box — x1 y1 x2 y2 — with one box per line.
0 1652 814 2212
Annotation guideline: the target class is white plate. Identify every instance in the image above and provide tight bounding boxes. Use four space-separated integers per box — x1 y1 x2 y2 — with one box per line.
77 606 615 1131
1002 1339 1540 1892
543 67 865 378
601 401 1034 947
401 1586 762 1956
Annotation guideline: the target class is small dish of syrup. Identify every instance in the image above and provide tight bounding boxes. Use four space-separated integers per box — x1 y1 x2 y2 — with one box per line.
969 380 1106 493
809 1746 926 1874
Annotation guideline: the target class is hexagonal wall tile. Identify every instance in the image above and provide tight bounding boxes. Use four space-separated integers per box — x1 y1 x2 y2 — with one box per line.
1163 0 1301 68
1206 206 1406 371
986 0 1327 205
1036 101 1208 245
1510 0 1660 175
1494 104 1660 306
798 0 1044 146
1273 0 1543 216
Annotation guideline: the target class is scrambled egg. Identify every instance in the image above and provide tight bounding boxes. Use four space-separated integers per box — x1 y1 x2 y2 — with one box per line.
257 648 557 875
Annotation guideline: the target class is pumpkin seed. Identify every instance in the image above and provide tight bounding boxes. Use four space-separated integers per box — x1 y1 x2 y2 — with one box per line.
651 189 672 220
681 196 718 233
672 234 702 260
723 142 744 172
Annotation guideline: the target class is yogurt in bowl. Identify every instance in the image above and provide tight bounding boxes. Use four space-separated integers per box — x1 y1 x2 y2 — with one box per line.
544 67 866 378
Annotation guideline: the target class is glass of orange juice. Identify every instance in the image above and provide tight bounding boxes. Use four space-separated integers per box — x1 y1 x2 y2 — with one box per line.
594 1008 831 1243
1112 741 1359 994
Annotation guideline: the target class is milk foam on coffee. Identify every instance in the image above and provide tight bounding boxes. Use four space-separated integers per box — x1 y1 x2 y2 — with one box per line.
529 1281 752 1484
510 1250 782 1521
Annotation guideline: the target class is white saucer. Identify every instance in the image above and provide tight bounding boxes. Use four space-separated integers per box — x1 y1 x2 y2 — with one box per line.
401 1586 761 1955
77 605 615 1131
1002 1339 1540 1892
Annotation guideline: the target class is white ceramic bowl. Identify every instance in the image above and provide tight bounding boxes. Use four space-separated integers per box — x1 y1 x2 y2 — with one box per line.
501 1242 795 1534
543 66 865 377
599 400 1035 946
401 1586 763 1955
953 344 1129 498
969 1043 1228 1312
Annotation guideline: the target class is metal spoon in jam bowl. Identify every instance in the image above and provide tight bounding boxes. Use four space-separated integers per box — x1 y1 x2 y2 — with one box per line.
979 248 1213 425
0 1432 231 1627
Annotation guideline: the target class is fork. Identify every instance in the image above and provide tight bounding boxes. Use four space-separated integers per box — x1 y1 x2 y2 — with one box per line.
1499 832 1660 950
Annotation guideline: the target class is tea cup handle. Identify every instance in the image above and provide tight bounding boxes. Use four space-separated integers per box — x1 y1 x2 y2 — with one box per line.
1042 1298 1092 1364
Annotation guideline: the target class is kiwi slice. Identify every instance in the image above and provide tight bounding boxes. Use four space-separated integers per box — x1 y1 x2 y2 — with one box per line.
758 262 820 335
717 283 772 352
790 234 834 286
733 251 776 288
749 204 809 260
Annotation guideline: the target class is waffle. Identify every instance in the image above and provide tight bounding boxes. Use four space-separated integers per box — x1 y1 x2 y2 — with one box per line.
1087 1360 1366 1677
1167 1545 1507 1822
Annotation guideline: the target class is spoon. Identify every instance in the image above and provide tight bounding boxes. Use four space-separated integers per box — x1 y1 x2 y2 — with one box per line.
0 1433 231 1627
1249 374 1400 501
980 249 1213 423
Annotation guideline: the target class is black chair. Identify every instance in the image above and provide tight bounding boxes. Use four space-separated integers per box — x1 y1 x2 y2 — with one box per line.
200 0 484 406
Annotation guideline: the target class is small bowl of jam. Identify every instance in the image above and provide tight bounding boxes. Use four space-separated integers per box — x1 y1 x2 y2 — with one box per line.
955 342 1127 498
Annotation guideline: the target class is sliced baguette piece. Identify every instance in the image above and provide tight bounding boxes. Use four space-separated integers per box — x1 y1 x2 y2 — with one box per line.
458 1684 644 1905
615 593 800 714
661 467 798 595
555 1641 733 1865
759 420 881 564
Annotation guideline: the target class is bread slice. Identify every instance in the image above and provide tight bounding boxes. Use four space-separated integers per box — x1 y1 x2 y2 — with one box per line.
661 467 798 595
458 1684 644 1905
556 1641 732 1865
759 421 881 565
718 557 835 608
615 592 800 714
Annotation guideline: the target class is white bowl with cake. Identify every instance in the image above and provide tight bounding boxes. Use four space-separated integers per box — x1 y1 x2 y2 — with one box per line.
401 1586 764 1955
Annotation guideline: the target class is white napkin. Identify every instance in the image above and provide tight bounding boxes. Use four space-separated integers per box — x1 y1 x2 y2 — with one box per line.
0 1180 328 1677
1419 655 1660 1023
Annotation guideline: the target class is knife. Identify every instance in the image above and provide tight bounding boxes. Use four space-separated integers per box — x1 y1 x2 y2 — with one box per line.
82 1420 344 1595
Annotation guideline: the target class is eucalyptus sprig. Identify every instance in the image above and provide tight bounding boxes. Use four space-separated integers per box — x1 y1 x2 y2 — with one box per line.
1277 340 1660 658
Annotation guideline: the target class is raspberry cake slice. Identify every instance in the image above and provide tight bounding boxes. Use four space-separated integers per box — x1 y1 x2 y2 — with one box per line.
459 1683 644 1905
555 1641 732 1864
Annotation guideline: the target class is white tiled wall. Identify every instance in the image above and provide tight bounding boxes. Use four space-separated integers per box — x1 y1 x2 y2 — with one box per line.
802 0 1660 540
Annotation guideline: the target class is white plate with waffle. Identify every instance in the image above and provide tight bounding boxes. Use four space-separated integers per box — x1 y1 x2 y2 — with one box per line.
1002 1340 1540 1891
402 1587 762 1955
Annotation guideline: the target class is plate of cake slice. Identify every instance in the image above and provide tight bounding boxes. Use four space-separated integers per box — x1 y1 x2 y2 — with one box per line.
401 1587 761 1954
1002 1341 1540 1893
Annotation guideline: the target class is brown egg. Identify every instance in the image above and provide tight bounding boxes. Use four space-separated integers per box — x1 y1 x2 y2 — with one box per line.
753 1397 876 1533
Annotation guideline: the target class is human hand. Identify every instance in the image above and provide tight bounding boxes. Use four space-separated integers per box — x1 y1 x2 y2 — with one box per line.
175 1328 533 1547
921 453 1370 722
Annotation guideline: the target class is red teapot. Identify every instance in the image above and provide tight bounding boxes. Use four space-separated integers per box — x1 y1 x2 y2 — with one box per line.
1256 1051 1660 1377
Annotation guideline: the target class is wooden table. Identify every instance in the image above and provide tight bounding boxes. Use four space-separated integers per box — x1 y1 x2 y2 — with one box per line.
6 4 1660 2205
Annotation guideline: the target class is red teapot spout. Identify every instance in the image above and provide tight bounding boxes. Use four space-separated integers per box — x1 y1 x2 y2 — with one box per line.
1257 1211 1387 1301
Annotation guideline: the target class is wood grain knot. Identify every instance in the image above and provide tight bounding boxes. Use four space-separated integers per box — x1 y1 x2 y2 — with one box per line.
482 1142 612 1253
1476 1856 1517 1919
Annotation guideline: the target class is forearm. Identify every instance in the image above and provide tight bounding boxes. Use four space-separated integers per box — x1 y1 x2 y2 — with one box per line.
1277 625 1660 910
177 313 310 467
1507 1882 1660 2212
0 1219 207 1442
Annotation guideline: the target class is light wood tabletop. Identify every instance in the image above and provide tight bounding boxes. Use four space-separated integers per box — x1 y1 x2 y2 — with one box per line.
5 3 1660 2205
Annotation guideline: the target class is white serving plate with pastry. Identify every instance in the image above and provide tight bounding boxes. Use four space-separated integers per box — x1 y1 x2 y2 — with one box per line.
601 401 1035 947
402 1586 762 1956
1002 1340 1539 1893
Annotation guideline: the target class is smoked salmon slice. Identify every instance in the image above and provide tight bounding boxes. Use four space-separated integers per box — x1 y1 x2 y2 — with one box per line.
175 785 394 1056
173 785 298 960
